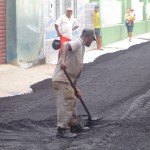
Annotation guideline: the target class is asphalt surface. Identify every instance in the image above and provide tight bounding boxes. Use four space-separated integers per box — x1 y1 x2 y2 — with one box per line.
0 42 150 150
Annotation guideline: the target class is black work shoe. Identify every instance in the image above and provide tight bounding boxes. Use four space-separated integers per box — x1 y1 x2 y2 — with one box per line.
56 127 77 138
70 124 90 133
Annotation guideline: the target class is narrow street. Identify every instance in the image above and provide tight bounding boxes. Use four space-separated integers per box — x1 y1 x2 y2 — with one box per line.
0 41 150 150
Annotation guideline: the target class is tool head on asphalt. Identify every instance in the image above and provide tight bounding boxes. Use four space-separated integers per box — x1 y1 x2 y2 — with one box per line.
52 39 60 50
63 70 103 127
85 116 103 127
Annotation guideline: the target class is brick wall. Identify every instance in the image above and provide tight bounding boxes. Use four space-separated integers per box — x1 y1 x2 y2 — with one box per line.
0 0 6 64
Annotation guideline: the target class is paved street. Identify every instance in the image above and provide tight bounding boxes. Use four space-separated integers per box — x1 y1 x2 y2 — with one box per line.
0 39 150 149
0 33 150 98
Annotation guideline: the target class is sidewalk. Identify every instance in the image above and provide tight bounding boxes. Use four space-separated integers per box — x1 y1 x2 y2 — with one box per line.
0 33 150 97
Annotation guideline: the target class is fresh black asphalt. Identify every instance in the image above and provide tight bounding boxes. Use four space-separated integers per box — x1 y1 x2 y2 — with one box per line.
0 41 150 150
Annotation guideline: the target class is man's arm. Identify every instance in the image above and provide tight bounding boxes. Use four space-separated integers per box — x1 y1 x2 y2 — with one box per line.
55 24 62 37
72 18 80 31
72 25 79 31
61 43 72 70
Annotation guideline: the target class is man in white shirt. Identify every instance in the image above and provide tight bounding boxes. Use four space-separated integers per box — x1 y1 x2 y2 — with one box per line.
55 7 79 58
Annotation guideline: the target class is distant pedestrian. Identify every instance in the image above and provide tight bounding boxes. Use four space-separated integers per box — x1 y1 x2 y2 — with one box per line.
52 29 96 138
93 5 103 50
55 7 79 58
125 8 135 42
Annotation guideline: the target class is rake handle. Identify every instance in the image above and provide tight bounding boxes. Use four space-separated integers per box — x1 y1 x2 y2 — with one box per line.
64 70 92 120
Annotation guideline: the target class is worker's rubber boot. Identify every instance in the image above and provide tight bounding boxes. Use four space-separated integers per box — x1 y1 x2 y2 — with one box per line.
70 124 90 133
56 127 77 138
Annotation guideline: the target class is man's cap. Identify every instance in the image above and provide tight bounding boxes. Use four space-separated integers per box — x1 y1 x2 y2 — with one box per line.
66 7 73 11
94 5 99 9
82 29 96 41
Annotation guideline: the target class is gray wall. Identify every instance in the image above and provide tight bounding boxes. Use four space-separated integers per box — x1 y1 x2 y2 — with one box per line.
6 0 44 66
16 0 44 65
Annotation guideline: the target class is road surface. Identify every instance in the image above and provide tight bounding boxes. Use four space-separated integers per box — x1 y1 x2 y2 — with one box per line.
0 42 150 150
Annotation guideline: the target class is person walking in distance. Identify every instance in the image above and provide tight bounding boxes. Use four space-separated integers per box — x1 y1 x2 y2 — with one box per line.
93 5 103 50
55 7 79 58
125 8 135 42
52 29 96 138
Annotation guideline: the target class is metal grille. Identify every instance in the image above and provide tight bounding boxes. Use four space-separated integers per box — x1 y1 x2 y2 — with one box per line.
74 0 77 18
55 0 77 19
55 0 60 19
64 0 71 8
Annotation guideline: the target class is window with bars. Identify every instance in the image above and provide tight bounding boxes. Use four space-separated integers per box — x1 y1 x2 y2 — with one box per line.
55 0 60 19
